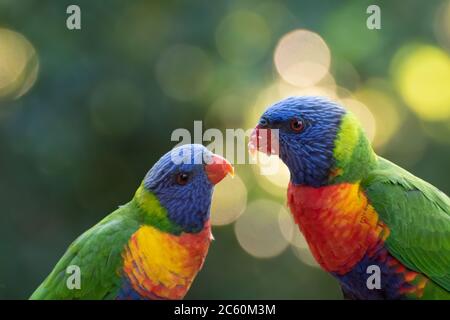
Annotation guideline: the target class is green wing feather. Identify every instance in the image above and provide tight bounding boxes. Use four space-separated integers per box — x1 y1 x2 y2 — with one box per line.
362 157 450 292
30 202 141 300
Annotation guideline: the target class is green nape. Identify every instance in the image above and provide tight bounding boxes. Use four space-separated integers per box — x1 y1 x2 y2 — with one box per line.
362 157 450 295
30 203 140 299
30 185 183 299
133 184 183 235
329 112 378 184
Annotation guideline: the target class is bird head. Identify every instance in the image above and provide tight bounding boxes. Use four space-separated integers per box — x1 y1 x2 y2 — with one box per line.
249 96 375 187
139 144 234 234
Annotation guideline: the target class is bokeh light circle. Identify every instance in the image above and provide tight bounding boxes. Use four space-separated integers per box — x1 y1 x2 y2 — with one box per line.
210 174 247 226
292 246 321 269
0 28 39 100
353 86 401 149
235 199 290 258
278 208 320 268
245 80 338 131
278 206 309 249
252 153 290 189
341 98 376 143
155 44 213 101
392 44 450 121
274 29 331 87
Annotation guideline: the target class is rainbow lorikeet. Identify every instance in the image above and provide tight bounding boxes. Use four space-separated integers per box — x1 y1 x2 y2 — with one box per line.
250 96 450 300
30 144 233 300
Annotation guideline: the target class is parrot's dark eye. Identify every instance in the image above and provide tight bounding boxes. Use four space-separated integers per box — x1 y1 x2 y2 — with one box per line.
290 118 304 132
259 118 269 128
176 172 190 185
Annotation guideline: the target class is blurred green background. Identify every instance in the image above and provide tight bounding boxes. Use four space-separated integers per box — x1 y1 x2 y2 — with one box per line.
0 0 449 299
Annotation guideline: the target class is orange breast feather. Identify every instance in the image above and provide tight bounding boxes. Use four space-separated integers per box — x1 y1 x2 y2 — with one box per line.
122 222 212 299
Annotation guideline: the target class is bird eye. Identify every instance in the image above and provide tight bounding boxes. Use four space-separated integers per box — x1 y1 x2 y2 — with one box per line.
176 172 190 185
290 118 304 132
259 118 269 128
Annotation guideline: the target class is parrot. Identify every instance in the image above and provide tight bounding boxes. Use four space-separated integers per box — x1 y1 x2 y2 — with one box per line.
30 144 234 300
249 96 450 300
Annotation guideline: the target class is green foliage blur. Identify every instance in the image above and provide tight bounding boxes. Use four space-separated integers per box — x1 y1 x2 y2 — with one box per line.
0 0 449 299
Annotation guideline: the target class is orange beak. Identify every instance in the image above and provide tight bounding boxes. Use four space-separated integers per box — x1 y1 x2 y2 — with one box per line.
205 154 234 185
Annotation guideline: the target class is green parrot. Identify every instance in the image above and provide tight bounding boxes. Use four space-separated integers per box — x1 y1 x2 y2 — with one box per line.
30 144 233 299
250 96 450 299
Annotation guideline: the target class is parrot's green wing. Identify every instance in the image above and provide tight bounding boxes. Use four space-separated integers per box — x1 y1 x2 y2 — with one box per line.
30 202 140 299
362 157 450 292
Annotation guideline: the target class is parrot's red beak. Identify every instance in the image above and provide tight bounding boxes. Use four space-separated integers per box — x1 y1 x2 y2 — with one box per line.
248 125 278 157
205 154 234 185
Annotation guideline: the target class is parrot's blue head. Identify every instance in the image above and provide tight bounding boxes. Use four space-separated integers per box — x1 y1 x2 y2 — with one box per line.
250 96 346 187
142 144 233 233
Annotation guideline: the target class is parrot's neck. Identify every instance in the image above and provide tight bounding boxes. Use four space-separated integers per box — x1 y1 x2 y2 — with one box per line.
132 185 184 235
287 182 429 299
287 182 389 274
285 113 378 187
121 222 212 299
327 113 378 185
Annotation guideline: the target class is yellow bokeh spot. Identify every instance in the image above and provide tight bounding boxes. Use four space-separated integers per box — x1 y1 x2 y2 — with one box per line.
210 174 247 226
354 86 401 149
0 28 39 100
278 208 309 249
252 153 290 189
340 98 376 143
292 246 321 269
393 44 450 121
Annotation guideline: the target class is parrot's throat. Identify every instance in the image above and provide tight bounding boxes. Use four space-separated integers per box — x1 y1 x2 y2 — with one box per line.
287 182 389 274
327 113 377 185
133 185 184 235
120 222 212 300
287 182 430 299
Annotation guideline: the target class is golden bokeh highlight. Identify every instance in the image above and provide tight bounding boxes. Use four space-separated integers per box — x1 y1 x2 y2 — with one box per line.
276 73 337 99
252 153 290 189
0 28 39 100
392 44 450 121
278 208 308 249
292 246 321 269
210 174 247 226
274 29 331 87
340 98 376 143
354 87 401 149
155 44 213 101
278 206 320 268
244 78 338 130
215 10 271 65
234 199 290 258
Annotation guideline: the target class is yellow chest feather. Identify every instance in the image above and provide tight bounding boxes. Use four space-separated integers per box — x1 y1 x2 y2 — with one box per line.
122 223 212 299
